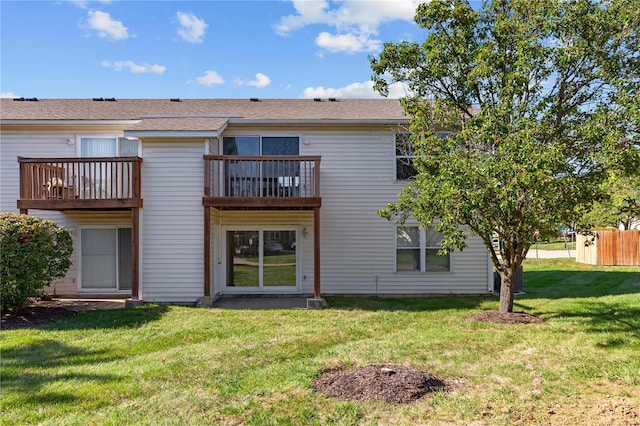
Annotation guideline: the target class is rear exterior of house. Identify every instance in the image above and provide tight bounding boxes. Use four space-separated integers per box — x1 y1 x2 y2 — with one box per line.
0 98 492 304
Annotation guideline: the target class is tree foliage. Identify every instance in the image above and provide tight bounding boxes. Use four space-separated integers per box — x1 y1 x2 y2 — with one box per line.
1 213 73 313
581 174 640 230
370 0 639 312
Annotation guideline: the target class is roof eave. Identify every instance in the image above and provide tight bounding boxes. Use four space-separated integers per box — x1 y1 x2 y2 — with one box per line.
228 119 410 125
0 119 141 127
123 130 224 138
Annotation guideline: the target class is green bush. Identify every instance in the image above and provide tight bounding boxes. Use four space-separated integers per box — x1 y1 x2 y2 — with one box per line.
1 213 72 313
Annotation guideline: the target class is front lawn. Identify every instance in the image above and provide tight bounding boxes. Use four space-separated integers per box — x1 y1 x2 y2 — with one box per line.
529 239 576 251
2 259 639 425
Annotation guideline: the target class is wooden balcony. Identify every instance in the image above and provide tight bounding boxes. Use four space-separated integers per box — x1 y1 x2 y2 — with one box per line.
203 155 321 209
18 157 143 211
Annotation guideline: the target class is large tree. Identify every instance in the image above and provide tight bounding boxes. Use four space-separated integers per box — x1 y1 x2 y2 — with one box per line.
581 173 640 230
370 0 639 312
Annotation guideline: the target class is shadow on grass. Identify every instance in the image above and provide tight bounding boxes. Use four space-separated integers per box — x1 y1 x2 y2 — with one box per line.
521 270 640 299
557 300 640 348
514 298 640 348
1 339 122 403
512 264 640 346
325 295 490 312
326 265 638 314
42 304 170 331
1 337 121 369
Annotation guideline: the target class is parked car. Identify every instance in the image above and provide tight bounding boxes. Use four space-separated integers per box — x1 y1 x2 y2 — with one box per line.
264 240 283 253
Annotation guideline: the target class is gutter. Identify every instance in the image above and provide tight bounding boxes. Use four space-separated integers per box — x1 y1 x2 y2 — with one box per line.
228 119 410 125
0 120 141 127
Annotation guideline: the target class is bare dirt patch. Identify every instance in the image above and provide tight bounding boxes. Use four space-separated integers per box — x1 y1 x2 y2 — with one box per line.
470 310 543 324
313 364 452 404
2 305 78 330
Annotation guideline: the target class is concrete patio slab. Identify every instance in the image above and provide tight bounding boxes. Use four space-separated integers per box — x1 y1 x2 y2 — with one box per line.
211 297 310 310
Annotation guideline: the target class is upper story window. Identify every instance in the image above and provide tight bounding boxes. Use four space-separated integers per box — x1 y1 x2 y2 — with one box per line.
395 133 415 180
223 136 299 156
80 137 139 157
395 132 451 181
396 225 450 272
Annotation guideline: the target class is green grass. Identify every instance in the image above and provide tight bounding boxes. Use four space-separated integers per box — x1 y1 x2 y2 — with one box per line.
2 259 639 425
231 264 296 286
530 238 576 251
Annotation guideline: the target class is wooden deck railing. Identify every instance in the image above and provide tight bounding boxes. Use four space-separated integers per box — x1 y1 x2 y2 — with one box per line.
204 155 321 207
18 157 142 210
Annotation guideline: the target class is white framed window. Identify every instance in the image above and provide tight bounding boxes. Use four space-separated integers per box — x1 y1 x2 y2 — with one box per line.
395 132 415 181
221 135 302 197
395 132 451 181
222 136 300 156
79 136 140 157
396 225 450 272
80 227 132 291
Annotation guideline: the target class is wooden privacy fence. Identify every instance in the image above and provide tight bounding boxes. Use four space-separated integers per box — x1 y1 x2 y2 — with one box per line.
576 230 640 266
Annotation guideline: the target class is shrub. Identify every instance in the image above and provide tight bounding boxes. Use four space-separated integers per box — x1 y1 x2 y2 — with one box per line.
0 213 72 313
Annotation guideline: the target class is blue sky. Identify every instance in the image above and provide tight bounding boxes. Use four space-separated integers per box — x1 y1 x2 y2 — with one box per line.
1 0 434 99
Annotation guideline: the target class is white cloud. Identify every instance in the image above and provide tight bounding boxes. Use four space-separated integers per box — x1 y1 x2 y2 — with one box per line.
316 32 381 54
275 0 331 35
276 0 422 53
194 70 224 86
177 11 208 43
301 80 409 99
70 0 112 9
70 0 90 8
236 73 272 89
86 10 128 40
1 92 20 98
102 60 166 74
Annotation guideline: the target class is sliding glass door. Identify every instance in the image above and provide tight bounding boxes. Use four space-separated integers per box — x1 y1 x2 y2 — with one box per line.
222 136 300 197
81 228 131 291
225 229 298 292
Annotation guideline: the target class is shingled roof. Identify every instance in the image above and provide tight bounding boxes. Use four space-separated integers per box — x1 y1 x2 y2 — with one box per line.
1 98 408 123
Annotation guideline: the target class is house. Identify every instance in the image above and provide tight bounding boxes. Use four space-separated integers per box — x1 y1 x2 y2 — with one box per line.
0 98 492 306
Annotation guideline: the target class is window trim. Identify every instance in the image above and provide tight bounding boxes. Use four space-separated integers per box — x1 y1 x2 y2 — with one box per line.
394 131 453 182
76 134 141 157
221 225 302 293
78 225 132 293
394 132 415 181
394 225 451 273
221 134 301 156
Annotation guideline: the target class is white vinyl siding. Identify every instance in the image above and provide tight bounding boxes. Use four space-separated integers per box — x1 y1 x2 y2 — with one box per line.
1 130 135 297
2 124 490 302
140 139 205 303
1 132 75 214
301 130 489 295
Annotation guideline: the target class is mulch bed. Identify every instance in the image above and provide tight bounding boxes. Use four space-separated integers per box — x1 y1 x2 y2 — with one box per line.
1 306 78 330
313 364 451 404
470 310 543 324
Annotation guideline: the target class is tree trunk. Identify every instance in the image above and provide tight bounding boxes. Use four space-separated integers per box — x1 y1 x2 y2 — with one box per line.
498 267 515 313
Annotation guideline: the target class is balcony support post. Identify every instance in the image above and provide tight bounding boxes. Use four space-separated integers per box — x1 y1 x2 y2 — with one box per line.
313 206 321 298
204 207 211 297
131 207 140 299
307 206 326 309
